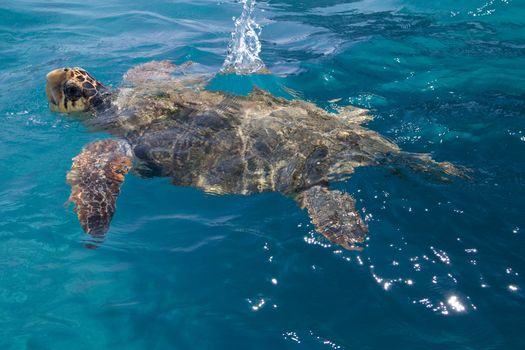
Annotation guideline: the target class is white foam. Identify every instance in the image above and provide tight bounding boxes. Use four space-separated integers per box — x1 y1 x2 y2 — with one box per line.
221 0 266 74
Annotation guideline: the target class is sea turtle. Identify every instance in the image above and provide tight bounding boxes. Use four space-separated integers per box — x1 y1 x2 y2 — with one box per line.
45 61 463 250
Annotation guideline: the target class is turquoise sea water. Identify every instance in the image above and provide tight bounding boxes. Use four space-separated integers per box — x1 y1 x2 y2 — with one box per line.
1 0 525 348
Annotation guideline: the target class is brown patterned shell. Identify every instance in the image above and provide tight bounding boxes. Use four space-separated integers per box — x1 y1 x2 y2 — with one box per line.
104 81 399 195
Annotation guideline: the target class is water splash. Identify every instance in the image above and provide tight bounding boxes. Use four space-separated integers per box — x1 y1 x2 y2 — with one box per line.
221 0 266 74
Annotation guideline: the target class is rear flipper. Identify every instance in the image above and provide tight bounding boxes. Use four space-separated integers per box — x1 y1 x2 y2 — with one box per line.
384 152 468 182
66 139 133 238
297 186 368 251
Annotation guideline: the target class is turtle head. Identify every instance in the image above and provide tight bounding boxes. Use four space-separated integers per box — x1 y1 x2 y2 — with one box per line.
46 67 107 113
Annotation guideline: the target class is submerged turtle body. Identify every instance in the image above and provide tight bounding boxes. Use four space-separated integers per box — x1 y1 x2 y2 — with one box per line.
114 79 397 195
46 61 463 250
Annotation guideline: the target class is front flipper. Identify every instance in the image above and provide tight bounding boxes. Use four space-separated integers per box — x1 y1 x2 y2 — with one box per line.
297 186 368 251
66 139 133 238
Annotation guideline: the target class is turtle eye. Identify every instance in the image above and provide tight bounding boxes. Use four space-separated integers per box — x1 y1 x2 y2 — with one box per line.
63 82 82 100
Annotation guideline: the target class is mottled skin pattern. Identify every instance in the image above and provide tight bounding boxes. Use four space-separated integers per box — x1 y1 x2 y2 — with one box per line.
46 61 463 250
298 187 367 250
66 140 133 236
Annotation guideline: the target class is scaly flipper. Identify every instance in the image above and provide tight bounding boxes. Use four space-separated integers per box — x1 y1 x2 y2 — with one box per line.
67 139 133 237
384 152 469 181
297 186 368 251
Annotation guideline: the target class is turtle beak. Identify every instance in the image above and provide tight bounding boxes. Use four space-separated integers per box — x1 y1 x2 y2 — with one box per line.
46 68 67 112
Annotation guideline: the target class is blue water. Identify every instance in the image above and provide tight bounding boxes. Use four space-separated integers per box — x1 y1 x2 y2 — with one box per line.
1 0 525 348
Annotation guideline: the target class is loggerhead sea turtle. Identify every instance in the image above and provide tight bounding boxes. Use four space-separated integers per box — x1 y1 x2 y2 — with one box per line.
45 61 463 250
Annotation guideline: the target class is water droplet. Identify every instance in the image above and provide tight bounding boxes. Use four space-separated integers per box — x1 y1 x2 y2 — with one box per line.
221 0 265 74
